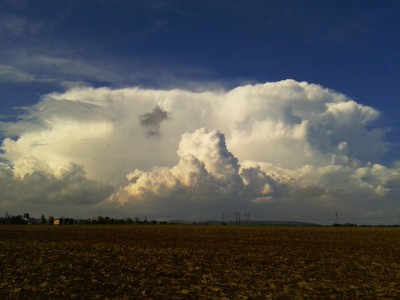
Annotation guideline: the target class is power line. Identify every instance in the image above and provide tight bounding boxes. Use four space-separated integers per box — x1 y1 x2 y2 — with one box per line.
250 214 399 222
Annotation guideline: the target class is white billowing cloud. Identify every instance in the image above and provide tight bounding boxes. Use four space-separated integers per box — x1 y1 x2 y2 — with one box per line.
177 128 241 184
2 86 224 184
222 81 386 167
3 120 113 179
108 127 399 221
109 128 274 218
0 79 399 222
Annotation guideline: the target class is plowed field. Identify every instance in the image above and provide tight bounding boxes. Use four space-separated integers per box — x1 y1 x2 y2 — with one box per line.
1 225 399 299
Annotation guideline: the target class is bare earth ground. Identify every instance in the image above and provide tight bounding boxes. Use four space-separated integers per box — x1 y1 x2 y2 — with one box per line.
0 225 399 299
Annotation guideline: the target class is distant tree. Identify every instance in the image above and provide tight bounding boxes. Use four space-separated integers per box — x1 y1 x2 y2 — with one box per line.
64 218 73 225
11 215 27 224
48 216 54 225
41 214 47 224
23 213 30 219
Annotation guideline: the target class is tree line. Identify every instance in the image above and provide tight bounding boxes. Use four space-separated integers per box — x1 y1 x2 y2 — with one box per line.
0 213 161 225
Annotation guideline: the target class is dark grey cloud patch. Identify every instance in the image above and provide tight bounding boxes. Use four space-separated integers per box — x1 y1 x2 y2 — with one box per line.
0 162 114 209
139 105 171 137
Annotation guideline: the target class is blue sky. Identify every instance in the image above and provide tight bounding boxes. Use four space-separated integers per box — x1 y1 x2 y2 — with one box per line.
1 1 399 106
0 0 399 223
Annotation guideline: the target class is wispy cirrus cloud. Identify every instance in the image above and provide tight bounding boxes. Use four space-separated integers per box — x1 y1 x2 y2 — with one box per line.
0 64 36 83
0 13 43 37
0 48 216 90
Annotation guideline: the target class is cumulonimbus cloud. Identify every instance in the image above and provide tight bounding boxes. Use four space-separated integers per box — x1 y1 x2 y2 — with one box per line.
0 80 398 222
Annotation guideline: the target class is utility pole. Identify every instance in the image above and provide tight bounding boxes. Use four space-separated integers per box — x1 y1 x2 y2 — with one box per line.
235 212 241 225
244 212 250 225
